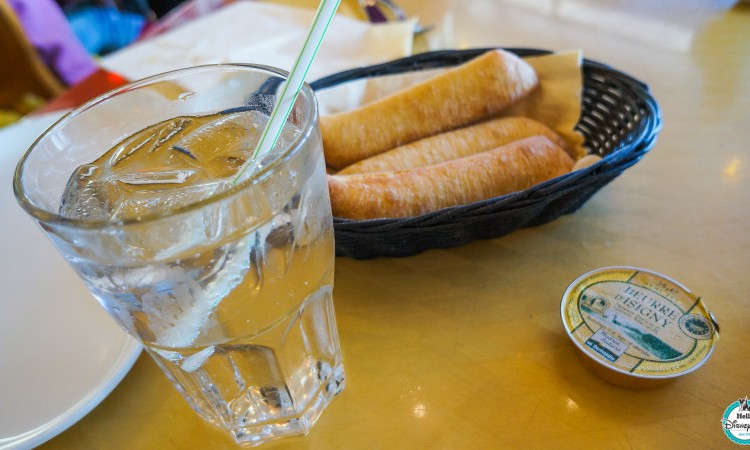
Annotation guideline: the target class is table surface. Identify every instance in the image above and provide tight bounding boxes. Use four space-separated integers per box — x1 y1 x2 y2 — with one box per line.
37 0 750 448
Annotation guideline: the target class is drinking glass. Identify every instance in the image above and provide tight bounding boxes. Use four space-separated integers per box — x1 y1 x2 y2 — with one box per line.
13 64 345 447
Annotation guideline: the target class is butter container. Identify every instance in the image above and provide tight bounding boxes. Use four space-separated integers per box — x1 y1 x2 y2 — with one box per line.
561 266 718 388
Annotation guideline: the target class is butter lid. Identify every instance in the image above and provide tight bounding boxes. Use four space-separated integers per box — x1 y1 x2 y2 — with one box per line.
561 266 718 388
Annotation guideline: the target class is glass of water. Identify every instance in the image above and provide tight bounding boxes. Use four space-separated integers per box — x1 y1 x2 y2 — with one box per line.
13 64 345 447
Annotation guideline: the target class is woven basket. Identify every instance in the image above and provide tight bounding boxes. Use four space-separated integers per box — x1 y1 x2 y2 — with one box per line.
310 48 662 259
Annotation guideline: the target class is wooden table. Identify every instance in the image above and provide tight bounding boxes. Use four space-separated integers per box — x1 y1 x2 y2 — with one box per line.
39 0 750 448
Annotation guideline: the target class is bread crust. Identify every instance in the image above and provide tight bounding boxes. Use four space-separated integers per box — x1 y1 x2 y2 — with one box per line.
338 117 570 174
321 49 539 169
328 136 574 220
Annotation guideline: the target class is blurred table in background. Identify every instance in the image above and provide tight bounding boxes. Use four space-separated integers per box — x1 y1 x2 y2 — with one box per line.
38 0 407 113
36 0 750 448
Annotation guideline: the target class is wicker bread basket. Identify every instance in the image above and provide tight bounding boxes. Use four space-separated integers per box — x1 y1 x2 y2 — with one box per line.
310 48 662 259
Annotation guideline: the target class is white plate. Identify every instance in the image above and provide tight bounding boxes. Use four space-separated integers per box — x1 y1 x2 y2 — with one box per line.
0 113 142 450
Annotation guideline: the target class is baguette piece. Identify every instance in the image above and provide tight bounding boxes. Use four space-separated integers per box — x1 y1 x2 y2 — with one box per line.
338 117 570 174
328 136 573 220
321 49 539 169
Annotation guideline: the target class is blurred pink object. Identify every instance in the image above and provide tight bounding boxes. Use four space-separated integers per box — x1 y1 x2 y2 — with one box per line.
8 0 98 85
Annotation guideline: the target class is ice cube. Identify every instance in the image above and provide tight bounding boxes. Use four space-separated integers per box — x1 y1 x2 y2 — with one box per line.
59 109 300 223
181 346 216 372
172 109 266 179
115 170 197 185
112 179 227 222
59 164 123 220
141 275 213 348
110 117 193 167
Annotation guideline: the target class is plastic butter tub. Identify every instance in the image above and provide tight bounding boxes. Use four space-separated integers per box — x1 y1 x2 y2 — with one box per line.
561 266 719 388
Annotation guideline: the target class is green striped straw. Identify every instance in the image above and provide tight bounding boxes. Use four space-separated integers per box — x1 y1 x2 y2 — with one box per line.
233 0 342 184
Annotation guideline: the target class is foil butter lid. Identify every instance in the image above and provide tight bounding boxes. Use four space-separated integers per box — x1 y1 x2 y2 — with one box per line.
561 266 719 388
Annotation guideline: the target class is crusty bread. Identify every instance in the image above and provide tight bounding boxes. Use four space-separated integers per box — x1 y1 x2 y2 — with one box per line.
328 136 573 220
321 49 539 169
338 117 570 174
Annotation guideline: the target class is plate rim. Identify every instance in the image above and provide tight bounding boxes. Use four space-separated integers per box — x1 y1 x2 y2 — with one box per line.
0 112 142 450
0 339 142 450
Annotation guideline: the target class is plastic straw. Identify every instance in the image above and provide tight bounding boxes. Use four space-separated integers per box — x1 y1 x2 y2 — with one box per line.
233 0 342 184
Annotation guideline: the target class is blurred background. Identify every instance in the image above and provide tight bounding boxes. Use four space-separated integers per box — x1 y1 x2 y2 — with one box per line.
1 0 746 127
1 0 190 126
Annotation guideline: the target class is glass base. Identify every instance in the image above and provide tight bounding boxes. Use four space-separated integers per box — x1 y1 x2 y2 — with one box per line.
230 364 345 447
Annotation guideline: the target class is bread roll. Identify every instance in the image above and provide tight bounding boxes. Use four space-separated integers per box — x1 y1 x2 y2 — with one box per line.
328 136 573 220
321 49 539 169
338 117 570 174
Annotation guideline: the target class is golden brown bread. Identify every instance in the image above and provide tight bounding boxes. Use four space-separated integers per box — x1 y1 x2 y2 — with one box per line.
321 49 540 169
328 136 574 220
338 117 571 174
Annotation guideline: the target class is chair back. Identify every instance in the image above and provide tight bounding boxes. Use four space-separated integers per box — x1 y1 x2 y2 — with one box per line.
0 0 65 111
